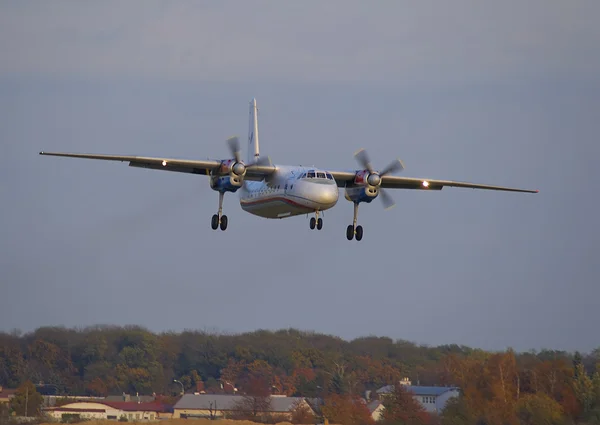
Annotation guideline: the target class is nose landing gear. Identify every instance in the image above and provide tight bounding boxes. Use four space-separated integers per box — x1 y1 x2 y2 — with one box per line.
309 211 323 230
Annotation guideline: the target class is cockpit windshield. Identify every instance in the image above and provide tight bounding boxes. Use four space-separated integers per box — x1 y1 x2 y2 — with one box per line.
301 170 334 180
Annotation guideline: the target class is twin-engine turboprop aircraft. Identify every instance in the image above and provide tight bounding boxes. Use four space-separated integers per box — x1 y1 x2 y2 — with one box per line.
40 98 538 241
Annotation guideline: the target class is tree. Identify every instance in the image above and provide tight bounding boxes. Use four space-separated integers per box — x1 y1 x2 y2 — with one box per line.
290 399 316 424
516 393 565 425
379 385 430 425
321 393 374 425
574 363 595 416
440 396 474 425
10 381 44 417
231 376 272 421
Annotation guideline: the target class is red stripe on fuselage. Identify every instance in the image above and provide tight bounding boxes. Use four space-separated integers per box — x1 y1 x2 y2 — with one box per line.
240 195 312 211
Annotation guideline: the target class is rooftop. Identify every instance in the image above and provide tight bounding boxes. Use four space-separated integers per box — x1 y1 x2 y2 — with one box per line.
377 385 459 396
174 394 308 413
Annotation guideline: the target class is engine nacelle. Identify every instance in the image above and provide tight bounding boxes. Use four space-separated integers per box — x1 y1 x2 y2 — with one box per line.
218 159 246 177
344 185 379 203
210 175 243 193
344 169 380 203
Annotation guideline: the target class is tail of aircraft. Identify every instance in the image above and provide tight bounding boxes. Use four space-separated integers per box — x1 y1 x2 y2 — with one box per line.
248 98 260 163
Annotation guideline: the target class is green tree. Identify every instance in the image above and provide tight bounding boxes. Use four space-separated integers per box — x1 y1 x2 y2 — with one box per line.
440 396 474 425
574 363 595 416
516 393 565 425
10 381 44 417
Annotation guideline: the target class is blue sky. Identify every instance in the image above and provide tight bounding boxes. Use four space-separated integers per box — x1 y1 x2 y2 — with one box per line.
1 1 598 352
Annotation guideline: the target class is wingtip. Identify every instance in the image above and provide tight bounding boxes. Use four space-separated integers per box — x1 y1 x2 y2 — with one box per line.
39 151 45 155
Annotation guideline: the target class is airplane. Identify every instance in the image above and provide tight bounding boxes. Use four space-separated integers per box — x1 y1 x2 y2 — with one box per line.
39 98 538 241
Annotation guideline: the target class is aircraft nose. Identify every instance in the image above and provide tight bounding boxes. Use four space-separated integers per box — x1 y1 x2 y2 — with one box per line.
316 184 339 207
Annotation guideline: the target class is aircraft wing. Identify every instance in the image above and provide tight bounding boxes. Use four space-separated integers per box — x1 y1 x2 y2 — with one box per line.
380 175 538 193
38 151 276 180
329 170 538 193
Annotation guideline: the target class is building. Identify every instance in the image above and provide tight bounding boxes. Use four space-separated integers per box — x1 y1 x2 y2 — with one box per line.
173 393 315 420
0 386 16 404
375 384 460 416
367 400 384 421
43 401 172 422
105 393 156 403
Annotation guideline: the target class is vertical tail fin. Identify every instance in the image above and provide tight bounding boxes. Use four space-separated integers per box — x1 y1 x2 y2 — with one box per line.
248 98 260 163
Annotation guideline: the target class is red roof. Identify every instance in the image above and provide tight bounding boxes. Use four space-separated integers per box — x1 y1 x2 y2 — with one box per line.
49 408 106 413
0 388 16 399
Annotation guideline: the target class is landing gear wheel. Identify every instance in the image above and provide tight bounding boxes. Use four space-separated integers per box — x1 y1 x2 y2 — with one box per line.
346 225 354 240
310 217 316 229
317 217 323 230
355 225 363 241
220 215 228 231
211 214 219 230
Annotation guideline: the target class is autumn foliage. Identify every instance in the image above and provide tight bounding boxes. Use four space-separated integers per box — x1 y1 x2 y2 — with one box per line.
0 326 599 424
379 385 430 425
321 394 374 425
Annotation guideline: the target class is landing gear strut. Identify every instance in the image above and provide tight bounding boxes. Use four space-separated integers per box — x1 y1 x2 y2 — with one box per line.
346 202 363 241
211 192 228 231
309 211 323 230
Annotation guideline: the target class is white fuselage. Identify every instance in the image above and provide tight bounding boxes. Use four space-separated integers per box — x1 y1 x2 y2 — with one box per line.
239 165 339 218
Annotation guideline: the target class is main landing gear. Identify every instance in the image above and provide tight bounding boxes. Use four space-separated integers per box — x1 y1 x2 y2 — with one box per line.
211 192 228 231
346 202 363 241
309 210 323 230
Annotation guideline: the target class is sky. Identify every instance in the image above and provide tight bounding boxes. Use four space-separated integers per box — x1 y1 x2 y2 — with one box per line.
1 0 599 353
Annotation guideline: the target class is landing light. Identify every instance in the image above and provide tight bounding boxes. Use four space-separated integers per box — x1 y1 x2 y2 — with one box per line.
162 160 167 166
422 181 429 187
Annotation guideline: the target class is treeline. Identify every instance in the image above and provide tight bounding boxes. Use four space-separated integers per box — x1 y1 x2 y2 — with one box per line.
0 325 599 424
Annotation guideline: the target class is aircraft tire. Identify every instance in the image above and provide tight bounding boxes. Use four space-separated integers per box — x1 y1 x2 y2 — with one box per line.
211 214 219 230
220 215 228 231
310 217 316 229
355 225 363 241
346 225 354 240
317 218 323 230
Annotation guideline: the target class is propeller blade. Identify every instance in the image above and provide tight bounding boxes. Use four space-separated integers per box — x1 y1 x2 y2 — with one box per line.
226 136 242 163
379 188 396 210
354 148 374 173
380 158 405 176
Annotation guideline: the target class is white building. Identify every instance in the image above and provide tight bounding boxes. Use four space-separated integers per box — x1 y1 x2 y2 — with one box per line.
374 384 460 416
43 401 172 422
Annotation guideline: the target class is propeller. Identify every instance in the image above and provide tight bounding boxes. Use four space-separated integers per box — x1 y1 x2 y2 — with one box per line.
226 136 246 175
353 148 405 210
226 136 242 163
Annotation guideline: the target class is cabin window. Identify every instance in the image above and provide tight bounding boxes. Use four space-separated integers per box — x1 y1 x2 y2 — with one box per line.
307 171 315 178
317 172 326 179
326 172 334 180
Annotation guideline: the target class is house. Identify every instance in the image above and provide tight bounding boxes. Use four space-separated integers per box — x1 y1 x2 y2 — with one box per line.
367 400 384 421
0 386 16 404
375 384 460 415
43 401 173 422
173 393 314 420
